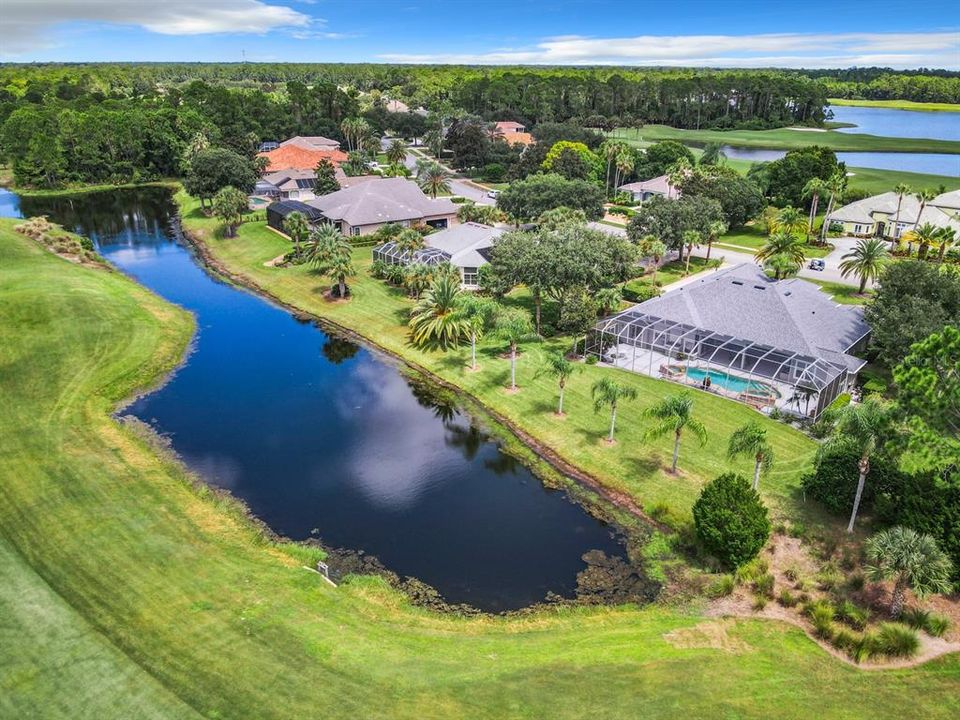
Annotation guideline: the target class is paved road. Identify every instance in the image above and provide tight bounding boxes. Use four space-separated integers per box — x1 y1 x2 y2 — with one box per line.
399 148 495 205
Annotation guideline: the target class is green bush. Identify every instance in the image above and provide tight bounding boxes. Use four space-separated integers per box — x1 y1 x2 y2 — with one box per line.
826 393 851 412
902 608 951 638
801 443 903 516
778 589 798 607
693 473 771 570
706 574 736 598
483 163 506 183
621 281 660 303
924 614 951 638
752 596 768 611
806 600 836 639
835 600 870 630
874 623 920 658
753 573 775 598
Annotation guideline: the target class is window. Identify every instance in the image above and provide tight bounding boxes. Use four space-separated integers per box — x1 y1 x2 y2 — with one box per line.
350 226 361 237
462 267 479 286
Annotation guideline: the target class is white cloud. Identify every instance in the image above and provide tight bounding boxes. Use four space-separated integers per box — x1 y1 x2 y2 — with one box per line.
378 31 960 70
0 0 312 55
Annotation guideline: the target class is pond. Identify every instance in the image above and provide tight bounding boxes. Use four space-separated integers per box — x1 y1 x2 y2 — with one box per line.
829 105 960 142
720 145 960 177
1 187 635 612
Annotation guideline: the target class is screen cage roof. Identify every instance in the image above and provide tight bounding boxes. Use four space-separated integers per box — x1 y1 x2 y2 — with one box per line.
592 310 846 392
373 241 451 266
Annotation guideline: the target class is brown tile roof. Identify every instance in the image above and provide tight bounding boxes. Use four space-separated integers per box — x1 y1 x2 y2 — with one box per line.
258 145 348 172
500 131 534 146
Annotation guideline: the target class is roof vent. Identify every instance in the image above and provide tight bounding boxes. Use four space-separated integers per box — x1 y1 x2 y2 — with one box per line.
731 280 744 286
784 290 792 296
753 285 766 290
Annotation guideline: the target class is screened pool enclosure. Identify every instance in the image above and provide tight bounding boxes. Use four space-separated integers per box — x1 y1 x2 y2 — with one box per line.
372 241 451 267
586 311 853 419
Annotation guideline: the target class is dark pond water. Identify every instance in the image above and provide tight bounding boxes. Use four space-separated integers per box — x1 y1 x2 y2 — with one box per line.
1 187 628 611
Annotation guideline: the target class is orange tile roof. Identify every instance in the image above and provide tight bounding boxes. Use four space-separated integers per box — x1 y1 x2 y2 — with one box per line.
500 131 534 146
258 145 348 172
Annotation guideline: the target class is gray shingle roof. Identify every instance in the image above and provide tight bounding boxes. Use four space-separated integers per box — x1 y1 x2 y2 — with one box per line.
425 222 503 267
306 178 458 227
619 263 869 363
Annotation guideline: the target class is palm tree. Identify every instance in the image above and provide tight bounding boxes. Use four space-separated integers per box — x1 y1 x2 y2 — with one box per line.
541 350 581 415
682 229 701 275
839 237 890 294
865 526 953 618
493 306 539 391
591 378 638 443
403 262 433 299
700 142 726 166
819 170 847 245
418 162 451 199
386 138 407 166
282 211 310 257
613 146 635 191
456 294 496 370
340 117 371 153
640 235 667 286
643 392 708 474
408 275 468 350
727 421 775 490
755 230 805 279
802 178 826 240
704 220 727 262
308 225 356 298
394 228 424 261
772 206 806 239
595 286 623 317
601 141 626 198
891 183 912 240
903 222 940 261
913 188 937 239
818 396 894 533
934 227 956 262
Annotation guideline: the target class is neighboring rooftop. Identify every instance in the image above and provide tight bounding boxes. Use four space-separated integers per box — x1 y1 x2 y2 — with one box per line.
618 263 869 370
426 222 504 267
619 174 680 198
307 178 458 226
280 136 341 150
258 145 348 172
263 169 317 192
828 189 960 231
495 121 526 132
265 200 326 222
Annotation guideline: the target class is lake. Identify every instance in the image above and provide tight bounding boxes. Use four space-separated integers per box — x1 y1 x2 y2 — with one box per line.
721 146 960 177
1 187 636 612
830 105 960 142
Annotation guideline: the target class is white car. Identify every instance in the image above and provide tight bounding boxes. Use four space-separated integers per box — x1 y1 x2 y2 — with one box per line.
487 189 499 199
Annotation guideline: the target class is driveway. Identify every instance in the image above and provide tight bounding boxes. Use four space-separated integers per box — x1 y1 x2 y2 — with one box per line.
402 149 495 205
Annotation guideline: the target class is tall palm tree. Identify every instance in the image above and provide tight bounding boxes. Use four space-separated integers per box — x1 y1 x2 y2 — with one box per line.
700 142 726 166
282 211 310 257
541 350 581 415
802 177 826 240
755 230 806 279
418 162 451 199
456 294 496 370
704 220 727 262
891 183 912 240
682 229 701 275
614 147 635 191
818 396 894 533
595 286 623 317
727 421 775 490
934 227 956 263
601 141 626 198
912 188 937 241
385 138 407 166
408 275 468 350
643 392 708 474
308 225 355 298
839 237 890 294
591 378 638 443
394 228 425 261
819 170 847 245
493 306 539 391
903 222 940 261
640 235 667 286
865 526 953 618
772 206 806 239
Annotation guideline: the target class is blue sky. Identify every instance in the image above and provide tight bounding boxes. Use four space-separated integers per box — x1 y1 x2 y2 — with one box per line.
3 0 959 69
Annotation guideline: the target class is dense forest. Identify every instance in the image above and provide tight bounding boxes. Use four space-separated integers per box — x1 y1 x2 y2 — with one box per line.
0 63 954 188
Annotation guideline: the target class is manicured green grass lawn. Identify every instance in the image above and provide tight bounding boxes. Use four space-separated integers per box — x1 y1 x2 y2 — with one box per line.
806 279 873 305
4 216 960 720
828 98 960 112
612 125 960 154
625 257 721 291
180 193 821 524
716 224 833 259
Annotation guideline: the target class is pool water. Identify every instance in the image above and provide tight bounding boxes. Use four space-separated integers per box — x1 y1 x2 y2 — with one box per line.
682 367 778 397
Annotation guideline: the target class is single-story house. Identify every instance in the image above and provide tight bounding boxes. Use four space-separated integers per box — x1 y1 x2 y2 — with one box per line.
260 170 318 201
493 121 534 147
587 263 870 419
307 178 459 237
385 98 410 113
266 200 326 233
373 222 503 288
618 175 680 202
258 144 348 173
826 189 960 239
280 136 341 151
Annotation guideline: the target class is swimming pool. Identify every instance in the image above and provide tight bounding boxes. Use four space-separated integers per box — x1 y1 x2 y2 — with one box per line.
680 367 779 398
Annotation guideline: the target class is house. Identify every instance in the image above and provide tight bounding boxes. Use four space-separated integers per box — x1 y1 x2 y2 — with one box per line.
493 121 534 147
826 189 960 239
385 98 410 113
260 170 318 201
587 263 870 418
618 175 680 203
306 178 459 237
258 144 348 173
373 222 503 288
280 136 341 151
265 200 326 234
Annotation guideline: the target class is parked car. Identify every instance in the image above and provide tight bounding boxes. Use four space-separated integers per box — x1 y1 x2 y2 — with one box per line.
487 189 499 199
809 259 825 271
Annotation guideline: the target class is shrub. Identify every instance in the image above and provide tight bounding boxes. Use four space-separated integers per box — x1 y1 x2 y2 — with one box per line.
778 589 798 607
735 557 769 584
706 574 736 598
621 281 660 303
783 564 801 582
801 443 903 516
874 623 920 658
844 571 866 592
753 573 775 598
806 600 836 639
902 608 951 637
483 163 506 183
924 614 951 638
835 600 870 630
853 630 878 663
752 596 768 611
832 628 861 655
693 474 771 570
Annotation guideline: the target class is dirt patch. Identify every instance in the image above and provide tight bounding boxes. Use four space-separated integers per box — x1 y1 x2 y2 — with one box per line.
264 253 287 267
663 619 750 653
